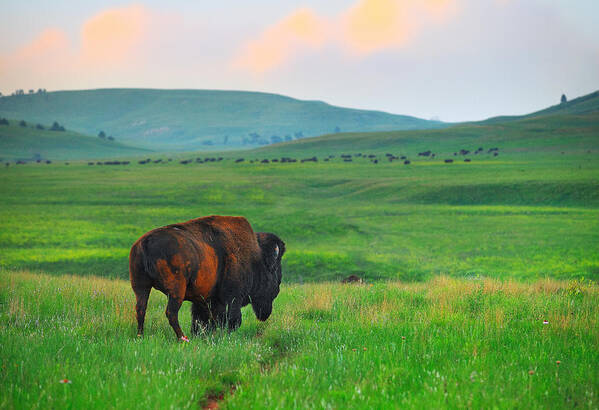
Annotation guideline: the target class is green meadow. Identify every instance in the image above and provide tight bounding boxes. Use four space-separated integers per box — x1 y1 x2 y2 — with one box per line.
2 271 598 408
1 147 597 282
1 102 599 407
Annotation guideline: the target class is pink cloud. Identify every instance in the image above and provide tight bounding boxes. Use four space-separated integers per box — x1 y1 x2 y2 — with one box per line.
232 8 329 73
232 0 458 72
0 4 155 86
80 4 150 66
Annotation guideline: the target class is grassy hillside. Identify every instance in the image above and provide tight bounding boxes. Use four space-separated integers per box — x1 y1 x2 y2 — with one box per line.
248 110 599 158
0 89 444 151
483 90 599 123
0 119 150 160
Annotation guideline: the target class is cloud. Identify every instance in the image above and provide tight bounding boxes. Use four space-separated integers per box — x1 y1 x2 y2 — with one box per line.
10 28 70 62
0 4 154 85
80 4 150 66
342 0 410 54
233 0 457 72
0 28 71 83
232 8 328 73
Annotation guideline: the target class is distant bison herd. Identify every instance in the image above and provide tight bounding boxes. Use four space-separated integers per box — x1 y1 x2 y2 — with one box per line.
3 147 507 167
225 147 500 166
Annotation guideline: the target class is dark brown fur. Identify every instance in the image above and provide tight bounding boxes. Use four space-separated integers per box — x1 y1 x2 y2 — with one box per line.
341 274 364 284
129 215 285 340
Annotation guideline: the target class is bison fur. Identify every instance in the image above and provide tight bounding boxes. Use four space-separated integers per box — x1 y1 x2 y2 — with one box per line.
129 215 285 340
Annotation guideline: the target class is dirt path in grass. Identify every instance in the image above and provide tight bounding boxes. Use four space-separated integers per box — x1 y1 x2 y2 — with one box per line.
202 386 237 409
200 326 295 409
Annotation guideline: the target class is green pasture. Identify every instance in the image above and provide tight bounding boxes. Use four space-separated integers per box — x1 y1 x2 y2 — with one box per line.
1 147 598 282
1 271 597 408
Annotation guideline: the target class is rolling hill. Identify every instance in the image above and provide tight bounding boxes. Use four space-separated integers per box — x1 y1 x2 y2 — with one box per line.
483 90 599 123
246 91 599 158
0 119 150 160
0 89 445 151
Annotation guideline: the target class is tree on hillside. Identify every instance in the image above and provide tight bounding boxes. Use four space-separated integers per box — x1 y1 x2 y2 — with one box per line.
36 124 45 130
19 120 27 127
284 135 292 142
270 135 282 144
0 118 9 125
107 136 114 141
248 132 261 144
294 131 304 139
334 126 341 133
561 94 567 104
98 131 106 138
50 121 65 132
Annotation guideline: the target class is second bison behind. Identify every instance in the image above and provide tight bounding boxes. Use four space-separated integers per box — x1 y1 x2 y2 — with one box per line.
129 215 285 341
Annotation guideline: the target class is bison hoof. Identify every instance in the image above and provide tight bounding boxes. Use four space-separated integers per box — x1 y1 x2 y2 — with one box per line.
180 335 190 342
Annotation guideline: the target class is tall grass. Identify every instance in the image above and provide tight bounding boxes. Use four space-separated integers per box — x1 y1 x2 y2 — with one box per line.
1 270 597 408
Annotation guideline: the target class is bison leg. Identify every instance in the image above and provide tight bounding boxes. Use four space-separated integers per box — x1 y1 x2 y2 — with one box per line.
211 301 242 331
165 296 186 340
227 304 242 330
191 301 211 335
133 286 151 337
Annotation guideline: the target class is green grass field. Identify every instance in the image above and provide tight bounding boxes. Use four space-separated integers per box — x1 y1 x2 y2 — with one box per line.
1 107 598 408
2 271 598 408
1 146 597 282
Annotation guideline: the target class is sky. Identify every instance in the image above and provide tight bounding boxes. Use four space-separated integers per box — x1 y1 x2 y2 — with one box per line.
1 0 598 122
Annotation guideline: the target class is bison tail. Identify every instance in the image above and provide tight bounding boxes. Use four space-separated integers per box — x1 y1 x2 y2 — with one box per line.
129 238 160 283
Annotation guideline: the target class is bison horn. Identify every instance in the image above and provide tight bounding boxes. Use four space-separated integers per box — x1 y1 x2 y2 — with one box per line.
274 245 279 257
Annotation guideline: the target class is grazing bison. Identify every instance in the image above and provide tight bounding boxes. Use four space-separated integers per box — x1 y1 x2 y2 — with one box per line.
129 215 285 341
341 274 364 284
301 157 317 163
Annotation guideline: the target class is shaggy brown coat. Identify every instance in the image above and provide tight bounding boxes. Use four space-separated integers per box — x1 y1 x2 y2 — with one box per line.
129 215 285 340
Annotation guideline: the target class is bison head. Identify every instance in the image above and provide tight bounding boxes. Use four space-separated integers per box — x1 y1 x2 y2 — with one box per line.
252 232 286 321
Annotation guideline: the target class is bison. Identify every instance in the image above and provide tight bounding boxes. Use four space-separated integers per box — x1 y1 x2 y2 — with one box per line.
341 274 364 284
129 215 285 341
